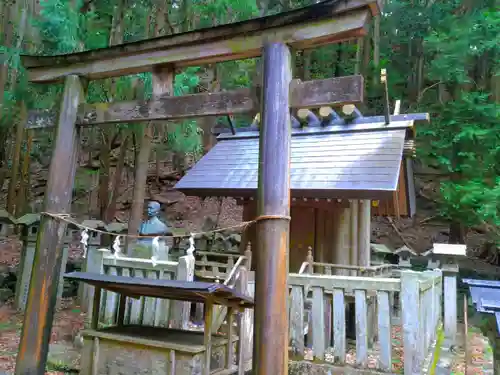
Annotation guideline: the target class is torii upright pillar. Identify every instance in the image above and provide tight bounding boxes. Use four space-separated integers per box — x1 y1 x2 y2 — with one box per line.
254 42 292 375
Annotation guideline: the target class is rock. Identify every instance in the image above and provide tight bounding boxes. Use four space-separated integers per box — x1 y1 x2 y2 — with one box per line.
0 288 14 302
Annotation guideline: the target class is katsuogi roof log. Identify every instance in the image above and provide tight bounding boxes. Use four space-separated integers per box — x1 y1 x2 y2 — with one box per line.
21 0 381 83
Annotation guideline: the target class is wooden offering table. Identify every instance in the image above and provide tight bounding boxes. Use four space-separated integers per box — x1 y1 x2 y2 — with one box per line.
65 272 254 375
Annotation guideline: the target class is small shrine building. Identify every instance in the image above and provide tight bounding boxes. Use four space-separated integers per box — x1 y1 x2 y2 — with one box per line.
175 117 423 271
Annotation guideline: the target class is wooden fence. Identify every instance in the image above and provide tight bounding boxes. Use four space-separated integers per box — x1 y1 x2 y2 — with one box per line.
80 247 194 329
288 269 442 374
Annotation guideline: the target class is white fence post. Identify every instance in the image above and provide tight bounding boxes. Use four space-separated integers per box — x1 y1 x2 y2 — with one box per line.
401 270 422 375
442 263 458 344
171 253 195 329
81 247 107 316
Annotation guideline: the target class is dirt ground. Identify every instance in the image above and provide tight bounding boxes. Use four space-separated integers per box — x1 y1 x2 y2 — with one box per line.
0 299 84 374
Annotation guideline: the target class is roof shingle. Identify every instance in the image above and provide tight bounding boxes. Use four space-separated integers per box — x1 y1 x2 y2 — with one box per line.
176 122 412 199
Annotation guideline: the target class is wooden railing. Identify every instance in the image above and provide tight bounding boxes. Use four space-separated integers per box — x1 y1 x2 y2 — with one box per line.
81 248 194 329
299 260 394 277
288 269 442 373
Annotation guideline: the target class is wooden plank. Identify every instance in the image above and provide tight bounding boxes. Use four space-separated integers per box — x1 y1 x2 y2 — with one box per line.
81 248 105 316
324 294 332 348
355 289 368 367
31 75 364 128
377 291 392 371
120 268 132 324
155 269 171 327
15 242 36 311
129 269 145 324
142 270 158 325
290 75 364 109
289 273 401 292
116 294 126 326
289 286 305 355
102 266 118 324
102 256 177 271
23 2 376 83
333 289 346 363
171 255 195 329
358 200 371 267
91 288 102 329
237 268 253 375
79 75 363 126
312 287 326 360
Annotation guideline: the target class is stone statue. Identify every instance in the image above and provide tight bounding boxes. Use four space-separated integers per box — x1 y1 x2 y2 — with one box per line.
138 201 172 260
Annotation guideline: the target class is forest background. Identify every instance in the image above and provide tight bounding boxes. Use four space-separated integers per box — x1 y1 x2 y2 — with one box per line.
0 0 498 255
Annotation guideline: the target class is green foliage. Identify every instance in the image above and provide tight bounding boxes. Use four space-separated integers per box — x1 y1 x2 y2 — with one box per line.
0 0 497 242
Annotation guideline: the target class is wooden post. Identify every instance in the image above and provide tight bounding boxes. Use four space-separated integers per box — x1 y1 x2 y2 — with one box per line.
80 247 106 314
358 199 371 267
15 226 36 311
204 299 214 375
401 270 421 375
442 263 458 344
15 75 85 375
171 254 195 329
226 306 235 369
236 266 253 375
333 206 350 275
350 200 359 274
254 42 292 375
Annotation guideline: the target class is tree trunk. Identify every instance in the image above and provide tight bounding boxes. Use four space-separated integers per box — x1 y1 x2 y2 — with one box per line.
105 135 129 222
6 103 26 213
98 131 111 219
199 65 219 154
0 0 16 111
16 129 33 216
128 126 154 238
372 13 380 86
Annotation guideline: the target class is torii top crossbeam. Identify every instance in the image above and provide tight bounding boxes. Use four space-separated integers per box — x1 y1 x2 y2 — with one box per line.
21 0 381 83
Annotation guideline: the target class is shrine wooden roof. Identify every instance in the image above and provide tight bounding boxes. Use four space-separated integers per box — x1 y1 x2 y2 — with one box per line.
65 271 254 308
175 121 414 200
463 278 500 334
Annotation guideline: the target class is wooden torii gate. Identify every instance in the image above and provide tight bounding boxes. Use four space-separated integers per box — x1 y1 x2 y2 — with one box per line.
17 1 382 375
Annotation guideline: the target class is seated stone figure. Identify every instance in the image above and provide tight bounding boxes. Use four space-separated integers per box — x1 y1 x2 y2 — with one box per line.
138 201 172 260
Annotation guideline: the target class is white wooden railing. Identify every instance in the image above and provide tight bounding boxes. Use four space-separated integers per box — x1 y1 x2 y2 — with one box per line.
288 269 442 373
81 248 194 329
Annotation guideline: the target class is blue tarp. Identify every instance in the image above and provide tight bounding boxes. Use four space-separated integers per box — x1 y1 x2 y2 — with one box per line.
463 278 500 334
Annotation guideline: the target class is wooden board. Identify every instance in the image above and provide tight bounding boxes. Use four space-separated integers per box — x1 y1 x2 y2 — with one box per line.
371 160 410 217
27 75 363 128
289 206 316 273
23 6 373 83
